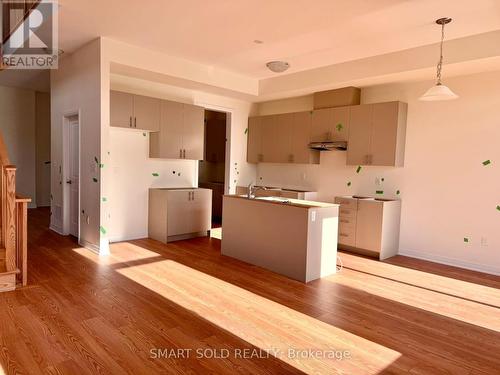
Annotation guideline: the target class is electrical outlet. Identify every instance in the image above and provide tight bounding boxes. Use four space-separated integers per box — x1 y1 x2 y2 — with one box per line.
481 237 488 247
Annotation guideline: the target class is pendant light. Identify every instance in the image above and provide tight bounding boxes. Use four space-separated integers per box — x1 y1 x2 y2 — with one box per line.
419 18 459 101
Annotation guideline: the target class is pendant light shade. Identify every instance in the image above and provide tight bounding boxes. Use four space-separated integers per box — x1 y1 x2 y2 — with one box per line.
419 18 458 101
419 83 459 101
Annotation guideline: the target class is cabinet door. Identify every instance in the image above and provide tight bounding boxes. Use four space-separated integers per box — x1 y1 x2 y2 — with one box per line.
291 111 313 164
311 108 333 142
110 91 133 128
273 113 293 163
150 100 183 159
133 95 161 131
355 200 383 252
370 102 399 166
331 106 350 142
189 189 212 233
183 105 205 160
167 191 193 236
347 104 372 165
260 115 279 163
247 117 263 163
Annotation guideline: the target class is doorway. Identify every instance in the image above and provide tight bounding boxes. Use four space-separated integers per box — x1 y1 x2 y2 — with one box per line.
198 110 227 226
63 114 80 238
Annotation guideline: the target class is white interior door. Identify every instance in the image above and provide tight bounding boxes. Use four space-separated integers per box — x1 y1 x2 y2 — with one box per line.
68 120 79 237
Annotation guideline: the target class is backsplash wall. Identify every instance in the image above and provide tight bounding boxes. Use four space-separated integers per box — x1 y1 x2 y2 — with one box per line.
256 70 500 275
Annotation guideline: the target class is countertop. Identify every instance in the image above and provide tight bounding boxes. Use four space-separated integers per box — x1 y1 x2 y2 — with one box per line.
224 194 338 209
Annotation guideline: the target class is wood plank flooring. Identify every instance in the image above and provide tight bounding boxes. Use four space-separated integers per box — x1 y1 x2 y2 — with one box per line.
0 207 499 374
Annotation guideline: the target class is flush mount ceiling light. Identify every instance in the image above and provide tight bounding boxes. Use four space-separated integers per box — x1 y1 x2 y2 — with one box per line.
266 61 290 73
419 18 459 101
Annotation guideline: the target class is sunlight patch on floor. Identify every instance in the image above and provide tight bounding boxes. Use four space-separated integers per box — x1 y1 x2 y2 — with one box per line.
210 227 222 240
73 243 160 265
114 257 401 374
340 252 500 308
330 267 500 333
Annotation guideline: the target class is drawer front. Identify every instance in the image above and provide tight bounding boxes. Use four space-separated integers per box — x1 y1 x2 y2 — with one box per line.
338 229 356 247
335 197 358 210
339 207 357 220
339 216 356 227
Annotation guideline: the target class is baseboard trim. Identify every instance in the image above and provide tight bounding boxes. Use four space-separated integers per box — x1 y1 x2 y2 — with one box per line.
49 224 64 236
398 249 500 276
79 239 100 255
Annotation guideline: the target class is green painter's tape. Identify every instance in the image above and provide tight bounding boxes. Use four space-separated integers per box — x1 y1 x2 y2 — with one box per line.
152 173 159 177
347 182 352 187
376 190 384 195
92 178 98 183
99 163 104 169
497 205 500 211
396 190 401 195
100 226 107 235
482 160 491 166
102 197 107 202
464 237 469 243
94 156 99 164
356 166 362 174
244 128 249 135
336 123 343 132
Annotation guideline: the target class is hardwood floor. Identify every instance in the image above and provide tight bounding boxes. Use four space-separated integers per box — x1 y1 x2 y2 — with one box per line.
0 208 499 374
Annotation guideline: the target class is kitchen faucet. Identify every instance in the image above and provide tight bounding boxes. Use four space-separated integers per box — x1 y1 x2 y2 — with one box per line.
247 182 267 199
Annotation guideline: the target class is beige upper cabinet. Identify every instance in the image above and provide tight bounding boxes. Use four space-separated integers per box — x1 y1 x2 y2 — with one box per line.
290 111 318 164
110 91 134 128
133 95 161 132
311 106 350 142
183 105 205 160
347 101 407 166
346 104 373 165
247 111 319 164
110 91 160 131
247 117 263 163
150 101 205 160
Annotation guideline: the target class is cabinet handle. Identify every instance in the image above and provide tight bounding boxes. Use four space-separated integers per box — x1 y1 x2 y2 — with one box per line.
183 150 186 159
180 149 182 158
192 191 195 200
134 117 137 128
129 116 132 127
288 154 294 163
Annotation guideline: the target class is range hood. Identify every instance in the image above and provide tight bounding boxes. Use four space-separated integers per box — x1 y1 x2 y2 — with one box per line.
309 141 347 151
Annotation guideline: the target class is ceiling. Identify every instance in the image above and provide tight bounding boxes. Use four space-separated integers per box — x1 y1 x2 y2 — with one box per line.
57 0 500 79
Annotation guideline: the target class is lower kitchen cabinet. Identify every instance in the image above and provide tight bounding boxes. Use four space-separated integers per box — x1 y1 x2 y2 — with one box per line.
148 188 212 243
335 196 401 260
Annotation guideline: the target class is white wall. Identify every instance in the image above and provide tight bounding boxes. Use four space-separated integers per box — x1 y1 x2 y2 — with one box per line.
108 129 197 242
0 85 36 207
51 39 102 250
256 70 500 275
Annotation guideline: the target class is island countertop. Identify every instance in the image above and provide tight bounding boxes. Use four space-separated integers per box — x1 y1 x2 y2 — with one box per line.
223 194 338 210
221 195 339 283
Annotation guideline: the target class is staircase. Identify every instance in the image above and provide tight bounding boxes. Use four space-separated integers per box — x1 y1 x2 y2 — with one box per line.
0 130 30 292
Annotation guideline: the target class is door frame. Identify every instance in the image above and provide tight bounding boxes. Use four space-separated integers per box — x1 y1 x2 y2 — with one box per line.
62 110 81 240
195 102 232 195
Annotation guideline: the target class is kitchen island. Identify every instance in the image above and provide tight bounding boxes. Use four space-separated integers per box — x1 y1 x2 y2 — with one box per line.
221 195 339 282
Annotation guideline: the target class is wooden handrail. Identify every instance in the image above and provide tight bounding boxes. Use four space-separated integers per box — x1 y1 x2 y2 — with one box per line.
2 165 17 272
0 129 10 166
